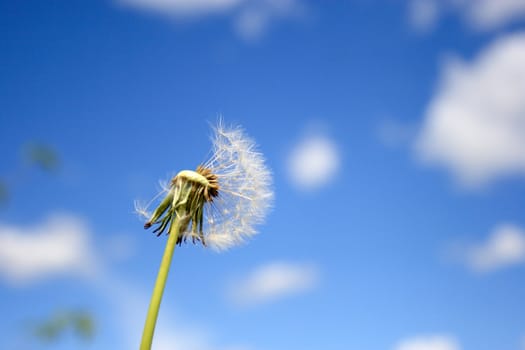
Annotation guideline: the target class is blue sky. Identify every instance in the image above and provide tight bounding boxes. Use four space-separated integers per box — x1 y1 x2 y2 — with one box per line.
1 1 525 350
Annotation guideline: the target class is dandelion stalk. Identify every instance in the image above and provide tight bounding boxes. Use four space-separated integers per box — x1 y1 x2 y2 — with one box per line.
140 216 181 350
136 121 273 349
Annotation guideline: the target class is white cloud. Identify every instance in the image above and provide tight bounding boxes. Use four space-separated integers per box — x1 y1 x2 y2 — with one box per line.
394 335 461 350
461 224 525 273
228 261 319 307
408 0 440 33
287 133 340 190
415 32 525 188
117 0 303 40
154 326 253 350
464 0 525 30
233 0 301 40
117 0 241 17
0 214 98 285
408 0 525 31
153 324 217 350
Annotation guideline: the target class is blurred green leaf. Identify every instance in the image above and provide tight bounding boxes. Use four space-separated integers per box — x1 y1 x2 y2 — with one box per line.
33 315 68 342
31 310 95 343
23 143 60 172
72 312 95 340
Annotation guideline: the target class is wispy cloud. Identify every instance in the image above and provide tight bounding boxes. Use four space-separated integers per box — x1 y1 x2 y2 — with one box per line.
377 118 416 148
408 0 440 33
394 335 461 350
0 214 99 286
102 233 137 262
408 0 525 32
287 132 340 191
449 224 525 273
227 261 319 307
233 0 302 41
154 326 253 350
117 0 242 17
465 0 525 30
99 276 251 350
415 32 525 188
116 0 304 40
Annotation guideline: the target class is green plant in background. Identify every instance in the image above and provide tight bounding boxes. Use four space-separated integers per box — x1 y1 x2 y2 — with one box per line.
32 310 95 343
0 142 60 206
23 142 60 172
136 121 273 350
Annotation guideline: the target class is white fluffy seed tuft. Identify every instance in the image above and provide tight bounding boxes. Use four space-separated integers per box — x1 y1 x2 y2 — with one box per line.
202 121 273 250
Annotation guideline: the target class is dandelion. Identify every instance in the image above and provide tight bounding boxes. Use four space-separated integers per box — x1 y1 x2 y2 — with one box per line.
138 120 273 350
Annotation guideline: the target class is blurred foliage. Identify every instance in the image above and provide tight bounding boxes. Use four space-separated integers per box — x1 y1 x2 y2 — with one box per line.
23 143 60 172
32 310 95 343
0 142 60 208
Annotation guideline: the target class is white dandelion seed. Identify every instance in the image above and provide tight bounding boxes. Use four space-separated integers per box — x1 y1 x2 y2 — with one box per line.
137 120 273 251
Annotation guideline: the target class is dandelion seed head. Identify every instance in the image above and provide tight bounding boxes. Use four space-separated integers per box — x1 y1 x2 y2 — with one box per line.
137 120 273 251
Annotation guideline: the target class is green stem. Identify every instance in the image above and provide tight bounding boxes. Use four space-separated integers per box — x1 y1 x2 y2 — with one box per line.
140 217 181 350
